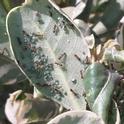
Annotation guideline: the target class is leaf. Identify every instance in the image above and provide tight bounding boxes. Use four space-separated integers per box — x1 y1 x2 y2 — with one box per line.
60 0 87 20
0 3 15 59
102 48 124 63
5 90 60 124
116 24 124 49
92 0 124 38
1 0 25 12
0 54 26 85
73 19 91 37
47 110 105 124
7 0 90 110
108 100 120 124
83 62 120 123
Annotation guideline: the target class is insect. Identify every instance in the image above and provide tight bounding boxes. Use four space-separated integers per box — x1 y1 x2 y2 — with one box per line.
71 79 77 84
48 10 53 17
22 30 30 37
84 56 91 64
58 17 67 29
44 71 53 81
80 70 84 79
70 89 79 97
58 52 66 60
53 25 59 35
82 92 86 97
16 37 22 45
32 32 45 40
31 46 37 53
74 54 83 63
34 61 43 70
55 62 63 67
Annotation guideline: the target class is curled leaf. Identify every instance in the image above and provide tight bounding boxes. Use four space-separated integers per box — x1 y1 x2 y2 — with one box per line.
61 0 87 20
5 90 61 124
108 100 120 124
102 48 124 63
83 62 120 123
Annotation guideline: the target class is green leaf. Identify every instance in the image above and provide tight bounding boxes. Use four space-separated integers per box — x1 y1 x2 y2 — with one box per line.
0 54 26 85
83 63 108 108
47 110 105 124
108 101 120 124
83 62 120 123
6 0 90 110
1 0 25 12
0 3 13 58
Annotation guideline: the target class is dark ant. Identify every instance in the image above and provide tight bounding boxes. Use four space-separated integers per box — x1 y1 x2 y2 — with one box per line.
80 70 84 79
55 62 63 66
70 89 79 97
58 52 66 60
74 54 83 63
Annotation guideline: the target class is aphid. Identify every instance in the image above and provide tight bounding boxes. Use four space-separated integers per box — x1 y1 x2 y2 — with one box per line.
16 37 22 45
45 63 54 71
37 47 42 51
35 12 44 24
24 43 31 50
31 46 37 53
70 89 79 97
36 11 41 17
58 17 67 29
22 30 30 37
69 23 74 27
40 55 48 64
71 79 77 84
54 88 63 96
80 70 84 79
53 25 59 35
34 61 43 70
82 92 86 97
44 74 53 82
49 10 53 17
58 52 66 60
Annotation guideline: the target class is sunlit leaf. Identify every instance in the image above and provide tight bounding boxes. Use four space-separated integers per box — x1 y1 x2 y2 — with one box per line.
47 110 105 124
7 0 90 110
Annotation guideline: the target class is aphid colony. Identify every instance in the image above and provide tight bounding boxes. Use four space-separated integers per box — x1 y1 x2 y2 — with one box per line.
15 9 88 100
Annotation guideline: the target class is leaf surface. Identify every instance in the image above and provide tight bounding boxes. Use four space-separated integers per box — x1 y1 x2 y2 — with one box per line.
7 0 90 110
